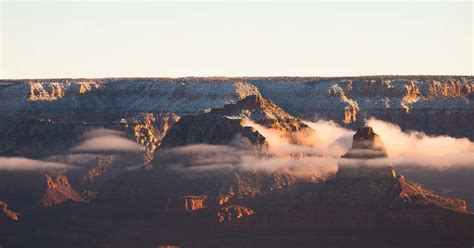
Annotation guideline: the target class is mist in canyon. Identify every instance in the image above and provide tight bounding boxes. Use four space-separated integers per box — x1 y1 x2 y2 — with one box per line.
158 118 473 181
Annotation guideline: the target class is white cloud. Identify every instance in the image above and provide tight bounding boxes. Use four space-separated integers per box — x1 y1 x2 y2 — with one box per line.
71 128 141 153
159 118 473 181
0 157 73 171
367 118 474 168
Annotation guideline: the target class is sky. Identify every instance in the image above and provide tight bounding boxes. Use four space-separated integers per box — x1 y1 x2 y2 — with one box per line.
0 1 472 79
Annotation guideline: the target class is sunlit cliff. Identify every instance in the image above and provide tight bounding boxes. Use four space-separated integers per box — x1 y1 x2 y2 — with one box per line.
0 200 20 221
41 173 88 207
1 76 472 139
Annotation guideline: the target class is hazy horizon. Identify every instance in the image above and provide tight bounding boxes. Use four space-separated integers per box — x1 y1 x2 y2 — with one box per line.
1 74 474 81
1 1 473 79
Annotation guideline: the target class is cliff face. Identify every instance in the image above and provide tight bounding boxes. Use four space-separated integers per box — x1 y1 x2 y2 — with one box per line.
0 118 90 158
337 127 396 179
0 79 260 123
218 205 255 223
181 195 207 212
120 112 180 164
160 94 309 149
160 116 267 148
1 76 471 139
82 155 116 183
0 200 20 221
249 77 473 139
41 173 88 207
315 176 468 213
331 127 464 213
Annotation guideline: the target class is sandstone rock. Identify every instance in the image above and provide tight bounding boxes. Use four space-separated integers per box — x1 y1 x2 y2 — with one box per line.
218 205 255 223
322 126 467 213
160 115 264 148
160 94 310 149
120 112 180 164
1 76 472 138
181 195 208 212
337 126 396 179
248 76 473 139
41 173 87 207
317 175 468 213
82 155 116 183
0 118 89 158
0 200 20 221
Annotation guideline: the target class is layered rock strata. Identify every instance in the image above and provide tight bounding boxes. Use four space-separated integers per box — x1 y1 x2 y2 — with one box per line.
1 76 471 138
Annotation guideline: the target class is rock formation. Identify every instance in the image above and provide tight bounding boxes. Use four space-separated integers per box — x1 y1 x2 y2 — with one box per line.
121 112 180 164
182 195 207 212
0 200 20 221
0 77 472 247
41 173 87 207
218 205 255 223
0 118 89 158
2 76 471 138
337 126 396 179
160 94 309 149
321 127 467 213
28 81 65 101
248 76 473 139
83 155 116 183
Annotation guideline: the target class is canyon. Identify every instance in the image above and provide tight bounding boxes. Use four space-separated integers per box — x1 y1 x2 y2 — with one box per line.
0 76 472 139
0 76 473 247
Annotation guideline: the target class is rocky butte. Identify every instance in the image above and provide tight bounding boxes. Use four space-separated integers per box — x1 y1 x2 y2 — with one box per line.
159 94 310 149
207 127 474 247
318 127 468 214
337 126 396 179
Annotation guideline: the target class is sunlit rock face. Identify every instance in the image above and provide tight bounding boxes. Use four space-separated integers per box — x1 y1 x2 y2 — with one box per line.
0 79 260 123
342 127 387 159
328 84 360 124
120 112 180 164
82 155 116 183
41 173 88 207
323 128 467 214
159 94 309 149
28 82 65 101
159 114 266 149
0 200 20 221
1 76 472 138
337 127 396 179
248 76 474 139
182 195 207 212
218 205 254 223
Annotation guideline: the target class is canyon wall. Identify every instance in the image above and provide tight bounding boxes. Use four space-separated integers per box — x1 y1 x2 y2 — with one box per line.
0 76 472 139
0 79 259 122
248 77 473 139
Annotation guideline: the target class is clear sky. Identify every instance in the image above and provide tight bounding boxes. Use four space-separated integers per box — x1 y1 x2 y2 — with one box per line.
1 1 472 79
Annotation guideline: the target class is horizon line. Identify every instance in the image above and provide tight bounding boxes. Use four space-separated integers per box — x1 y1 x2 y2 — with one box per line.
1 74 473 81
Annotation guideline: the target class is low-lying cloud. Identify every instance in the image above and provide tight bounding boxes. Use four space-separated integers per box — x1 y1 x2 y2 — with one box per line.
160 142 338 181
158 117 473 180
243 119 353 157
45 153 101 166
159 119 350 181
0 157 74 171
367 118 474 168
72 128 141 153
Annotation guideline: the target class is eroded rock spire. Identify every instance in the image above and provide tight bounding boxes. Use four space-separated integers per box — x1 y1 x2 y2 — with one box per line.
337 126 396 179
